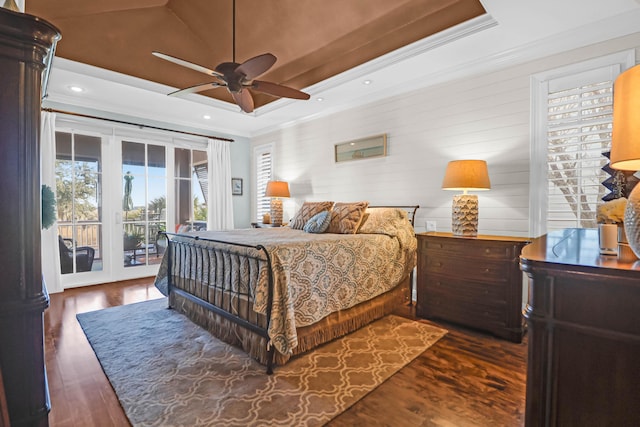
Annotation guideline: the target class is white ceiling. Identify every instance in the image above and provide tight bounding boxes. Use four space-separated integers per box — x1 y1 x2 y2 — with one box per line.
45 0 640 138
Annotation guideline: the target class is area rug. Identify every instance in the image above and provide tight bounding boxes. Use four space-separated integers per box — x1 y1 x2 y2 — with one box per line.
77 298 447 427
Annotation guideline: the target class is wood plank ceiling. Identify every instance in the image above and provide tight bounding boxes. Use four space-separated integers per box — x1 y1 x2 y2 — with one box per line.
26 0 486 110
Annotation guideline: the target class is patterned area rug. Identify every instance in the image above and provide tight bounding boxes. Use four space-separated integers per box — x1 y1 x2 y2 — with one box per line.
77 298 447 427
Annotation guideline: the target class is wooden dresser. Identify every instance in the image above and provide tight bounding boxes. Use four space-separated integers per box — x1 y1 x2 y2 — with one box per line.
416 232 530 343
520 228 640 427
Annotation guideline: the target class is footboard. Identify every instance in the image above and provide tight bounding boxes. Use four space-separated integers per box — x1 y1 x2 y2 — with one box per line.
163 232 277 374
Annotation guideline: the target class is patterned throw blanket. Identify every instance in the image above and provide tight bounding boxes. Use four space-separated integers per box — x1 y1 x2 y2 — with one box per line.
154 208 417 355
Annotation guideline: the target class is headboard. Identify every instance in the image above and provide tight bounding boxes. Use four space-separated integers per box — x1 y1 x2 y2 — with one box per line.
369 205 419 227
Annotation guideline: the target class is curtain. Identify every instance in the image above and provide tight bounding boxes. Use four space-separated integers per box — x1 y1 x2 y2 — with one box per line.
40 111 62 293
207 138 234 230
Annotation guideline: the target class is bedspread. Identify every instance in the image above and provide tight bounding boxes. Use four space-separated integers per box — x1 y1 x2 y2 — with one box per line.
154 213 416 355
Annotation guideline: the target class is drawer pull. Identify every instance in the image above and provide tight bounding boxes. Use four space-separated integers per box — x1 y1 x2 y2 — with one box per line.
484 268 490 273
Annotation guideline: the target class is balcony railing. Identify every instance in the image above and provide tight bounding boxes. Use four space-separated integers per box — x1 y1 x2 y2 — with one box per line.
57 222 101 258
57 221 167 262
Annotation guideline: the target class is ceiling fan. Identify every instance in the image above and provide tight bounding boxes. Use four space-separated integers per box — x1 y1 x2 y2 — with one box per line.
152 0 310 113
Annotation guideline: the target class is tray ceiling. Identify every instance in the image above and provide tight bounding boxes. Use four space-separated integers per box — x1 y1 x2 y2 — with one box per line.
26 0 485 110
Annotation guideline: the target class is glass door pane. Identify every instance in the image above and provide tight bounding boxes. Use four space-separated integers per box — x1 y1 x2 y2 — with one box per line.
175 148 208 232
122 141 167 267
55 132 103 274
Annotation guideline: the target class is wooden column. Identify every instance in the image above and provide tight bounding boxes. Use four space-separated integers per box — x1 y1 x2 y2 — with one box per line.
0 8 60 427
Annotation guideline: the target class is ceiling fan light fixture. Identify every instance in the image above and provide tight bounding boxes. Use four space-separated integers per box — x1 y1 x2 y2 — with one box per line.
152 0 309 114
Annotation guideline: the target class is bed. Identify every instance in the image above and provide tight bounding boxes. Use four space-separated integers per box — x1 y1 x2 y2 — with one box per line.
154 204 418 373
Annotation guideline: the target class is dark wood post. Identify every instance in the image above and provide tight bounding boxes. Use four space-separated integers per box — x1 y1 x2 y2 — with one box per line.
0 8 60 427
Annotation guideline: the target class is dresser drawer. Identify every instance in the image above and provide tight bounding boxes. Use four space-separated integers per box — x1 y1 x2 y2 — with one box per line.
426 275 507 307
420 237 517 260
420 293 507 328
424 254 508 283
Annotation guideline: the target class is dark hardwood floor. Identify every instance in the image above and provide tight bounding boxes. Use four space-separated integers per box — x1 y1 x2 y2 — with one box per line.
44 279 526 427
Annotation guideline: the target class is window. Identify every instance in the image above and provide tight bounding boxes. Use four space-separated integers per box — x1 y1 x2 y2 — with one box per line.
254 144 273 221
530 51 635 236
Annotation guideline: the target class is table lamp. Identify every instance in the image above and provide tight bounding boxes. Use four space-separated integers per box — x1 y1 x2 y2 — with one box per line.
610 64 640 258
264 180 290 226
442 160 491 236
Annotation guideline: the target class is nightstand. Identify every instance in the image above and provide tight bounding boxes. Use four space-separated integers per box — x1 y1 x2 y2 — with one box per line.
416 232 530 342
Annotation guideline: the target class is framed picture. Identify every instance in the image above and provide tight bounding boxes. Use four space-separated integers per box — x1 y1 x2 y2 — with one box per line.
335 133 387 163
231 178 243 196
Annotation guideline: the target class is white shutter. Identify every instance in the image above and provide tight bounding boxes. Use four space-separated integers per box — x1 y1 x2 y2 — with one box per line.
545 65 618 231
255 146 272 221
530 50 634 236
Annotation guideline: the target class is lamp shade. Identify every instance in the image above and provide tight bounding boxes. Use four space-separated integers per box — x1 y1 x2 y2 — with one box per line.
264 180 290 198
610 65 640 171
442 160 491 191
610 64 640 260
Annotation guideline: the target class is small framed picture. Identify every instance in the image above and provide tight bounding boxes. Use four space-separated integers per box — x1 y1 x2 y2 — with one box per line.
231 178 243 196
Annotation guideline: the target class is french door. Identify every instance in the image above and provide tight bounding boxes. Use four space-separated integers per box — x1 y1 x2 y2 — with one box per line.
53 123 210 287
54 132 170 284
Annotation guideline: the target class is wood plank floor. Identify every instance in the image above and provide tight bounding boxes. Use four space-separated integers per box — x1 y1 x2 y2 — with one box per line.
44 279 526 427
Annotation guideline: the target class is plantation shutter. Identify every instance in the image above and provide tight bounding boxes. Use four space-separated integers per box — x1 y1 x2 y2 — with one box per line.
545 64 620 231
255 146 272 221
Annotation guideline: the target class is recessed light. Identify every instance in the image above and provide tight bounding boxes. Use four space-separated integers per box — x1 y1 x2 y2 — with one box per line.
316 97 324 102
203 114 211 120
69 85 84 93
363 79 372 85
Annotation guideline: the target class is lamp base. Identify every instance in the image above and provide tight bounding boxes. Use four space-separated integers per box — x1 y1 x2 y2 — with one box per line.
452 194 478 236
271 198 283 226
623 183 640 259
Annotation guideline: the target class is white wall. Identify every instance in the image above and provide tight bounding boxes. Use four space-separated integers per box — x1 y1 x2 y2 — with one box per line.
252 33 640 237
230 135 252 228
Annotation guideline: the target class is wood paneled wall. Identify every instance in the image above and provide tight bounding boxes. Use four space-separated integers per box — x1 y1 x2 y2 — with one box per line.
252 34 640 237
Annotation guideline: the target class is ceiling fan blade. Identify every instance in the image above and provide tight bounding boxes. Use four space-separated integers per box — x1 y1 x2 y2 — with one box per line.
168 82 224 97
152 51 224 78
235 53 277 80
251 80 311 100
231 89 255 113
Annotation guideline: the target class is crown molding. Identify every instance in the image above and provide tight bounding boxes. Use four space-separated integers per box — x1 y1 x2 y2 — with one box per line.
254 14 498 116
252 9 640 137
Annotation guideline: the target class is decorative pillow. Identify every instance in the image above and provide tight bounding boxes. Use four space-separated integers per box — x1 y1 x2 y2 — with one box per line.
326 201 369 234
356 212 370 232
303 210 331 233
357 208 409 236
289 201 334 229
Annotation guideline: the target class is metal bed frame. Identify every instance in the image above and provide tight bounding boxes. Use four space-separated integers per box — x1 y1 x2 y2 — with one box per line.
162 205 419 374
164 234 277 373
